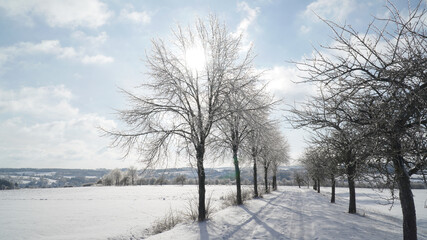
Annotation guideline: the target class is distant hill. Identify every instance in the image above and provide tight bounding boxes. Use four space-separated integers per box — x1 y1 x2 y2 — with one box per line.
0 167 303 189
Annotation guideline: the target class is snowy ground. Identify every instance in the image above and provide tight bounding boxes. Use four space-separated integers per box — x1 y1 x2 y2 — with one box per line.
0 185 236 240
321 186 427 233
148 187 427 240
0 185 426 239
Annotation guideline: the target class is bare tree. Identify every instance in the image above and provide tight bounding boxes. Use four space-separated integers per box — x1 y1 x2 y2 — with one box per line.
300 146 328 194
290 90 367 213
293 171 305 188
103 15 257 221
258 125 289 193
242 111 271 197
174 174 187 185
126 166 138 185
217 83 272 204
110 169 122 186
271 133 290 191
293 1 426 238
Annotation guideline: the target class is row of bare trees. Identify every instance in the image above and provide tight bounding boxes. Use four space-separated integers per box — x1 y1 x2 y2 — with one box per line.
291 1 426 239
101 167 138 186
104 15 289 221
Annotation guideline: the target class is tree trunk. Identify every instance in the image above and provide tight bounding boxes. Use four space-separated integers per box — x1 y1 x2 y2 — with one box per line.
347 172 356 214
196 145 206 221
264 165 268 193
313 179 317 191
252 149 258 198
272 174 277 191
346 149 356 214
233 145 243 205
331 175 336 203
317 178 320 193
392 138 417 240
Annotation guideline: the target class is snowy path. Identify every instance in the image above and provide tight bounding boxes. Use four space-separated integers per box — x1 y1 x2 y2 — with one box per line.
148 187 420 240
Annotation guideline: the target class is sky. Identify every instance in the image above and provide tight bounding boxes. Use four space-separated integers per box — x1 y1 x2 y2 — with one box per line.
0 0 420 169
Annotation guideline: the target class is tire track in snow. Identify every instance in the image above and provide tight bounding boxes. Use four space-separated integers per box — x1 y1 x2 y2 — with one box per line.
289 188 308 239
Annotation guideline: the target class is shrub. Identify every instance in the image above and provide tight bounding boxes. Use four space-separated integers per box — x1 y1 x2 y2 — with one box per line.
184 194 215 221
150 208 183 235
220 188 254 207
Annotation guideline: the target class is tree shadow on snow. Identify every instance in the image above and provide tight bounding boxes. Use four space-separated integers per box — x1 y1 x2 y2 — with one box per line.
219 193 290 239
198 221 210 240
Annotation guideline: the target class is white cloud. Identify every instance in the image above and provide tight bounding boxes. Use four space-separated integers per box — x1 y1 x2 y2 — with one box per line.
234 1 260 51
72 31 108 45
82 54 114 64
262 65 315 103
0 85 78 120
120 4 151 24
302 0 356 23
236 1 259 34
261 65 316 164
0 0 112 28
0 40 114 66
0 85 124 169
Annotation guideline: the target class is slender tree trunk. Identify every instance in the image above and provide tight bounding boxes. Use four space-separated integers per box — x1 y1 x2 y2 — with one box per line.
331 175 336 203
392 138 417 240
317 177 320 193
346 149 356 214
252 149 258 198
264 165 268 193
272 174 277 191
313 179 317 191
196 145 206 221
233 145 243 205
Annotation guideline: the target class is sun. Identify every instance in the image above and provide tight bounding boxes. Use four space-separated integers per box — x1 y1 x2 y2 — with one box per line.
185 44 206 73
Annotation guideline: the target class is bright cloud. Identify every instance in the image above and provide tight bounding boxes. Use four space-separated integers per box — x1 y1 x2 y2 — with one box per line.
303 0 356 22
0 40 114 66
236 1 259 35
0 85 123 169
0 85 78 120
300 0 356 33
234 1 259 51
262 65 315 103
120 4 151 24
0 0 112 28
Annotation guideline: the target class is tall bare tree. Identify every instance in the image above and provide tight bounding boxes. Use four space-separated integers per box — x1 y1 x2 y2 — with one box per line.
103 15 258 221
258 125 289 193
271 131 290 191
244 113 270 197
217 83 272 205
290 88 368 213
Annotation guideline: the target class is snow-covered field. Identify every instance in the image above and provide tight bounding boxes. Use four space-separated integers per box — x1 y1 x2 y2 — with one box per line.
0 185 426 239
0 185 236 240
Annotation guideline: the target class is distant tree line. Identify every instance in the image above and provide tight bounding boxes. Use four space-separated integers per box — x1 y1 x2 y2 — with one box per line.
0 179 18 190
98 167 298 187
